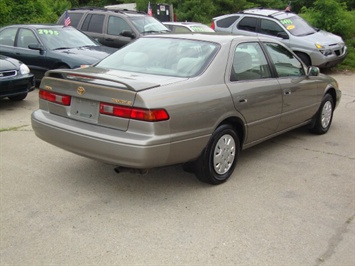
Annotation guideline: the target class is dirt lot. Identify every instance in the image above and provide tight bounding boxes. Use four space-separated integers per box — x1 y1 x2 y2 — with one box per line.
0 72 354 265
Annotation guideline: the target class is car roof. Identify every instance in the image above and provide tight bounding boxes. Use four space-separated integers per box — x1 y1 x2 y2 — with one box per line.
242 8 297 19
1 24 71 29
143 32 272 45
67 7 148 16
214 8 297 20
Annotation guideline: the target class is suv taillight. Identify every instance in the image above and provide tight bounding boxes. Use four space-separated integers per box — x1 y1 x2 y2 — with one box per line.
210 21 215 30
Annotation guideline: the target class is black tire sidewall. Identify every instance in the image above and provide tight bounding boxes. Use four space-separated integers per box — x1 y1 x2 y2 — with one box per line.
311 94 334 134
197 124 240 185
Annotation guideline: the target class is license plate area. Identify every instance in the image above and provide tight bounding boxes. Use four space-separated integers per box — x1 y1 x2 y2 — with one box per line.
70 97 99 123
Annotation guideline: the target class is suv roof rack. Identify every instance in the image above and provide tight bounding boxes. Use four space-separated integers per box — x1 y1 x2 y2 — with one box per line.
239 8 290 19
68 7 146 15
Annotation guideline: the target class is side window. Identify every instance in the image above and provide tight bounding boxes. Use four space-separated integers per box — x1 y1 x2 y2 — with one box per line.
265 42 305 77
107 16 132 35
260 19 285 37
18 29 39 48
230 42 271 81
0 28 17 46
216 16 240 28
174 26 191 33
81 14 105 33
237 17 258 32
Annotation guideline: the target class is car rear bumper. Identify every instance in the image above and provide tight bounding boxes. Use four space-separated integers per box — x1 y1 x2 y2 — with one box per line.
31 110 208 169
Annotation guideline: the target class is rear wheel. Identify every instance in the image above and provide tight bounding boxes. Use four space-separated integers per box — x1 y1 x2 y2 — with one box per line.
309 93 334 134
195 124 240 185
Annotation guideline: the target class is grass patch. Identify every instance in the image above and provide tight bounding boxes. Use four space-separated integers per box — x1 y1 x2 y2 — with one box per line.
334 38 355 71
0 125 29 132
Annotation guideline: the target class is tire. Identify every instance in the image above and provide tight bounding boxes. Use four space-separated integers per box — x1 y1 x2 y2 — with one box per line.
195 124 240 185
8 93 27 101
295 52 311 66
309 94 334 134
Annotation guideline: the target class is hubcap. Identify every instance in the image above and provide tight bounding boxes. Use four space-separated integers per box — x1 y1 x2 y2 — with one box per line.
321 101 332 129
213 134 236 175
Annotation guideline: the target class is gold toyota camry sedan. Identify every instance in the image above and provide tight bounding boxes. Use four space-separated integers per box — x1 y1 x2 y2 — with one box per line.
31 34 341 185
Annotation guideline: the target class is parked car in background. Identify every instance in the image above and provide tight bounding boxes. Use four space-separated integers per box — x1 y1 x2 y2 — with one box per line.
0 24 116 82
163 22 215 33
211 8 347 68
32 34 341 185
57 7 170 49
0 55 35 101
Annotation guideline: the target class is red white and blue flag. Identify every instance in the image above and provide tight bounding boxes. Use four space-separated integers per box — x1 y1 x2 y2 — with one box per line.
64 10 71 26
285 1 291 12
147 2 153 16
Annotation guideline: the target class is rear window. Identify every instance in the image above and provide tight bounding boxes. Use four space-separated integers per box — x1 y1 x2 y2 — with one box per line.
57 12 84 28
216 16 240 28
96 37 219 78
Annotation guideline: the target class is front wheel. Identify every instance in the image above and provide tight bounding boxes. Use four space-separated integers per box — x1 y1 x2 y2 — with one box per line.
309 93 334 134
195 124 240 185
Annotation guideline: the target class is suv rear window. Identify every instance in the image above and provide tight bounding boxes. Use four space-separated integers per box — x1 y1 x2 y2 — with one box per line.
81 14 105 33
215 16 240 28
57 12 83 28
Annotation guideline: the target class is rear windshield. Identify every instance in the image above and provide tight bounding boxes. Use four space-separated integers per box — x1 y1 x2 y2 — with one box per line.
278 15 316 36
96 37 219 78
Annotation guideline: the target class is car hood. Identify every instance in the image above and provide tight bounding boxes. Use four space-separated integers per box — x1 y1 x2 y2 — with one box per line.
300 30 344 45
52 46 117 65
45 66 188 92
0 56 20 71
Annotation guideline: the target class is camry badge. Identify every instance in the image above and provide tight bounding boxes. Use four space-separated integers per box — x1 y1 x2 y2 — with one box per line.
77 86 85 95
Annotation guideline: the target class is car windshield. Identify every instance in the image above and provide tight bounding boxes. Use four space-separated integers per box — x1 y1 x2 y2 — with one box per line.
96 37 219 78
36 27 99 50
278 15 316 36
130 16 170 33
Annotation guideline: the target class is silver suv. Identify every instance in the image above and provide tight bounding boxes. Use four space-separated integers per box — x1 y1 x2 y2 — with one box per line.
211 8 347 68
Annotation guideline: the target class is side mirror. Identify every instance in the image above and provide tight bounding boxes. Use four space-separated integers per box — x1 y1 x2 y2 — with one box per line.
28 43 44 51
277 32 289 39
120 30 136 39
307 66 320 76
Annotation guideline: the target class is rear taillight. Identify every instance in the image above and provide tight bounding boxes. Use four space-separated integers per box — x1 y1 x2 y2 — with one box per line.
100 103 169 122
210 21 215 30
39 89 71 106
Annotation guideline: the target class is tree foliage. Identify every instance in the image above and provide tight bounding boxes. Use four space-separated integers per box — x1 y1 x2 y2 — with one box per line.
301 0 355 39
1 0 354 33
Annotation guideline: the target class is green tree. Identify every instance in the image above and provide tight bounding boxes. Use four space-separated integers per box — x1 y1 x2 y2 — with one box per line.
301 0 355 39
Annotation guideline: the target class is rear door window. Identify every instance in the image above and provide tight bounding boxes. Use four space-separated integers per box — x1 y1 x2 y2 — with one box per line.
237 17 258 32
81 14 105 33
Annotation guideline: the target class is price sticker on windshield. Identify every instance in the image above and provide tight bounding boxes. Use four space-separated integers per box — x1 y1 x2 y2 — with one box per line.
37 29 59 35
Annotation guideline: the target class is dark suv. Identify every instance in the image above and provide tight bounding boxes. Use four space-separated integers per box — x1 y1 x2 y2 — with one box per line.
57 8 170 49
